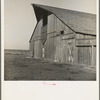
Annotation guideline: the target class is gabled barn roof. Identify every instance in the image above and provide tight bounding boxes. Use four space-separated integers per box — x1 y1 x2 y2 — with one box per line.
30 4 96 42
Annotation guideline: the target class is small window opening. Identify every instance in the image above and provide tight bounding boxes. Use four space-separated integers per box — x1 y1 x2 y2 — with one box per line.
61 31 64 34
43 15 47 26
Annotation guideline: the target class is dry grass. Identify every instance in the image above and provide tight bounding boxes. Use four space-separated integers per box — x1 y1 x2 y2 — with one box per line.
4 53 96 80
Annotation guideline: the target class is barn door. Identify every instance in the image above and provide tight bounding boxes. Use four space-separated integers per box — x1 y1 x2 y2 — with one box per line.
60 38 74 64
77 46 92 65
54 35 74 64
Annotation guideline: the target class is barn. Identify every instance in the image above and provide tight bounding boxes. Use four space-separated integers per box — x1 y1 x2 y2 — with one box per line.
29 4 96 67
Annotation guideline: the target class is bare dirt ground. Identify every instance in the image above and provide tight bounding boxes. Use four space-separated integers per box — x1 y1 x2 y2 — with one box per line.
4 53 96 80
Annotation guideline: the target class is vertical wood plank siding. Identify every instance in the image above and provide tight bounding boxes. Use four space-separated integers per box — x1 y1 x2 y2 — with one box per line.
76 34 96 66
46 14 75 63
30 14 96 66
30 19 43 58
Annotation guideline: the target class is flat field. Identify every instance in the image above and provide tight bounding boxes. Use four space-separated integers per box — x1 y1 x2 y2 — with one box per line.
4 53 96 80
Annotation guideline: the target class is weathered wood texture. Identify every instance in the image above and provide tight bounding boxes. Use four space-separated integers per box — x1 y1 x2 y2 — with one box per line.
75 34 96 66
41 25 47 44
30 14 96 66
45 14 75 64
30 19 43 58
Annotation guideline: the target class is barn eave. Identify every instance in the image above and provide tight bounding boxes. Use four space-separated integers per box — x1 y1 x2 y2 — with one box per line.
29 4 96 42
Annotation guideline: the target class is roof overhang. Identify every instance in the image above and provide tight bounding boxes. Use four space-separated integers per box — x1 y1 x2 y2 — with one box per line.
29 4 96 42
31 4 51 22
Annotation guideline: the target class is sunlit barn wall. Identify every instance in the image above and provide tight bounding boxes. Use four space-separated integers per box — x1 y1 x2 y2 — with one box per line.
30 13 96 66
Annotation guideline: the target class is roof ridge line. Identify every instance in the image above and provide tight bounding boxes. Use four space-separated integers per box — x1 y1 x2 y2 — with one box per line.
31 3 96 15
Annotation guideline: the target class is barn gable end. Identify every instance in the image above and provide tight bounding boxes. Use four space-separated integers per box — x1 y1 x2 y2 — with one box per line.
29 4 96 66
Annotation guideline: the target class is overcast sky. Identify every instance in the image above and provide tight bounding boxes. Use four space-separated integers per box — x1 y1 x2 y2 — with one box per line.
4 0 96 50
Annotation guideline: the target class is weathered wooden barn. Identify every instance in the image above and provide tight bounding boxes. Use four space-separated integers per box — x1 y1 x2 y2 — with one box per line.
29 4 96 67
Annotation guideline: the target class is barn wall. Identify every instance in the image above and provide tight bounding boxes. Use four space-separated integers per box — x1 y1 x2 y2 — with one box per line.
29 42 34 57
30 13 96 67
45 14 76 64
75 34 96 66
30 19 43 58
45 14 96 66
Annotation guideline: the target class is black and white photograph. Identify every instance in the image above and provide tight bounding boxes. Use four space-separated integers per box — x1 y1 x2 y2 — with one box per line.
2 0 99 100
4 0 97 81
